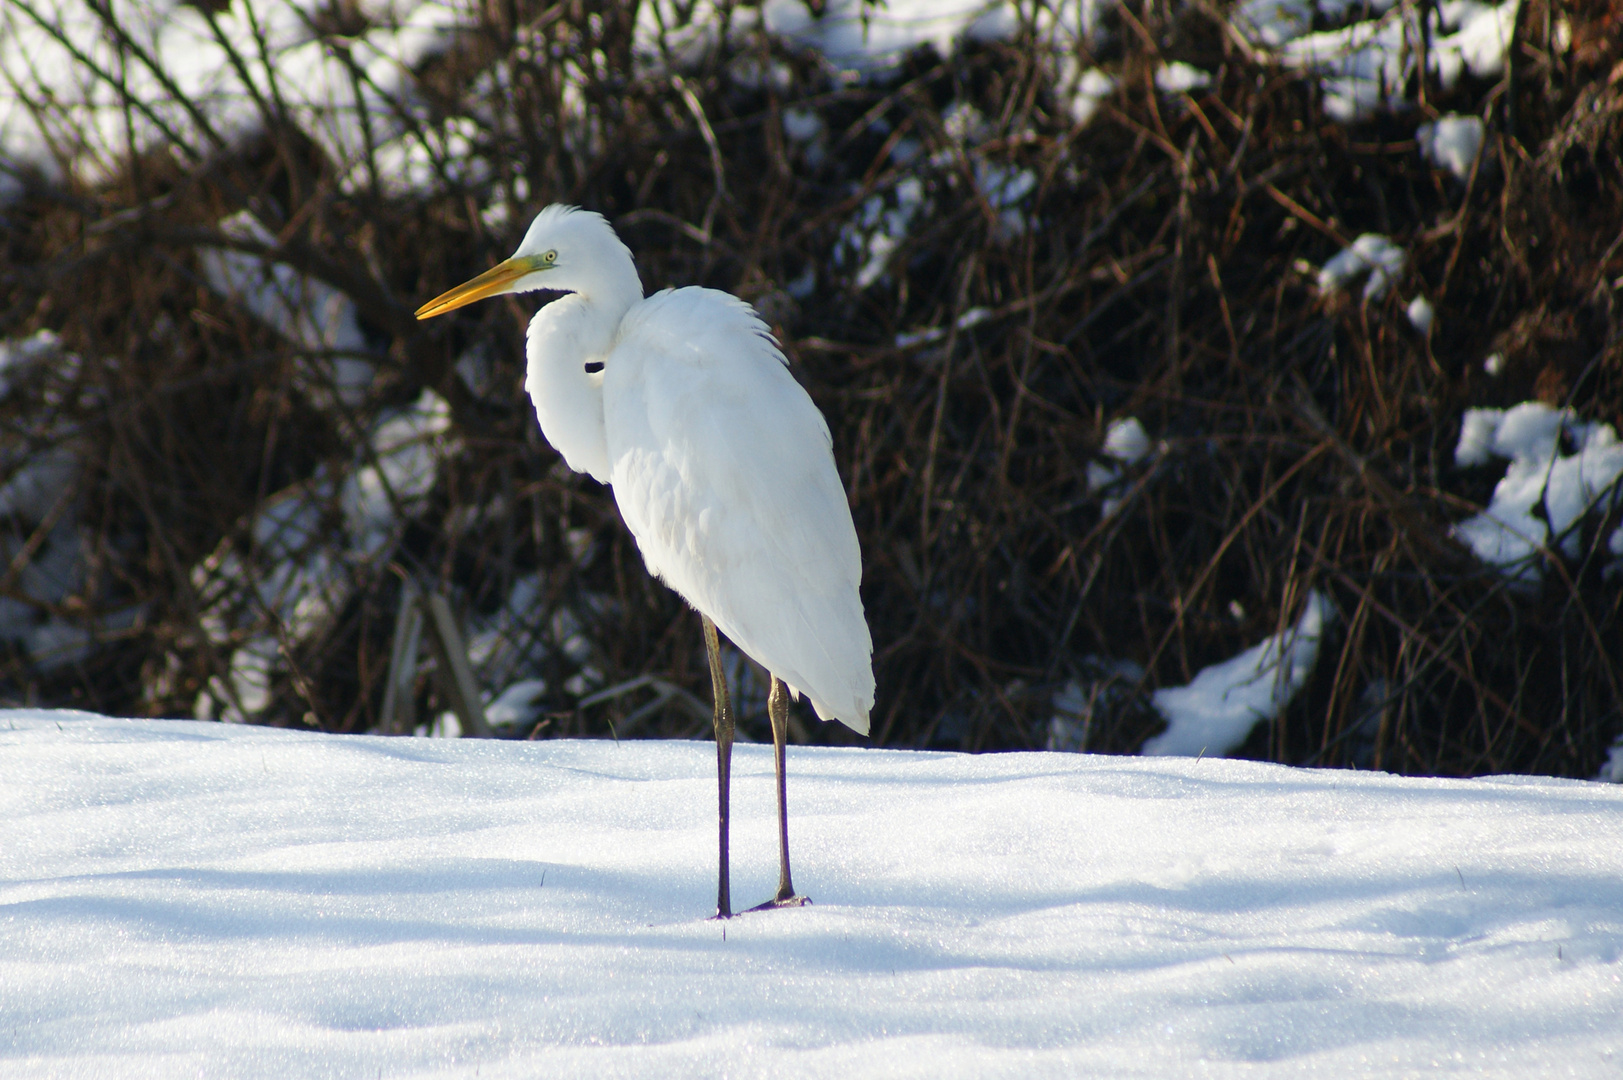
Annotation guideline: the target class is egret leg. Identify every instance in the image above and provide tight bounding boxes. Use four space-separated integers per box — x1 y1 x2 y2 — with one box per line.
702 615 734 920
750 675 808 910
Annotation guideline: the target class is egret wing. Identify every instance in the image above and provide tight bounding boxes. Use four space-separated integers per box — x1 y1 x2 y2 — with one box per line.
603 288 874 732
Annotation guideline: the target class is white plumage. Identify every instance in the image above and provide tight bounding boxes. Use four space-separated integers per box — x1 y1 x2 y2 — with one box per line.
606 288 871 727
416 204 874 915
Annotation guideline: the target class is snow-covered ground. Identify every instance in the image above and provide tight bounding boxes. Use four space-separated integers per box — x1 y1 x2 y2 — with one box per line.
5 713 1621 1077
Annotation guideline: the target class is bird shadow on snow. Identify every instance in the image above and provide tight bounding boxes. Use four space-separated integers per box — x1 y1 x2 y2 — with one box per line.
13 850 1619 975
55 867 1623 1062
1 857 719 944
321 731 738 786
7 832 1622 1065
764 860 1623 967
1060 757 1616 811
778 748 1623 819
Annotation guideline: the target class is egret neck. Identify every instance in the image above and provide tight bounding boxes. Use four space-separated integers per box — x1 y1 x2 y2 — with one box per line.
518 213 641 486
525 291 628 485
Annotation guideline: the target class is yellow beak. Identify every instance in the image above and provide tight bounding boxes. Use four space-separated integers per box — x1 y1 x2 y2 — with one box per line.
415 256 545 320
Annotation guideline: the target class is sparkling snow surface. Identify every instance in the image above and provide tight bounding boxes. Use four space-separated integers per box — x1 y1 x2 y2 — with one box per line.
4 714 1623 1078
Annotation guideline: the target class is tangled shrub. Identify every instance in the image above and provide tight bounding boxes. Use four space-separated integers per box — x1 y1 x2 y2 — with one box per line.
0 0 1619 777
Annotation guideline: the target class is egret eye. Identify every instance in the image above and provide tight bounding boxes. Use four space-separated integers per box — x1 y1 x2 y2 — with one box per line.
542 249 558 264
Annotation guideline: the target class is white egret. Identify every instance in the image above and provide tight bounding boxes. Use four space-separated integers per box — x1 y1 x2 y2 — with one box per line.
416 205 875 917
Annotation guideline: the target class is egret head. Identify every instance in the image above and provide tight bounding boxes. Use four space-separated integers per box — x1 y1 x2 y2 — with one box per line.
415 204 641 321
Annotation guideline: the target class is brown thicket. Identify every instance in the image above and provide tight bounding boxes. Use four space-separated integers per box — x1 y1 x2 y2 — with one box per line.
1 0 1620 777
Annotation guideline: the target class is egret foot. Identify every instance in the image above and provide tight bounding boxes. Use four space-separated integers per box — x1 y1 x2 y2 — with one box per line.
747 894 810 912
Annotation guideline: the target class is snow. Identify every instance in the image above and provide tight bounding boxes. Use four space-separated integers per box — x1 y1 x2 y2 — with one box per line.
975 159 1039 236
1600 738 1623 783
1266 0 1517 123
0 333 145 672
781 106 824 144
5 712 1623 1077
1144 591 1333 758
1405 295 1435 335
843 176 927 290
1102 416 1152 464
1318 233 1406 301
1154 62 1212 95
1451 403 1623 584
344 389 455 554
1087 417 1154 519
753 0 1006 74
1065 68 1117 126
1234 0 1346 50
1045 655 1143 752
0 443 75 522
189 390 455 723
1418 114 1486 180
1431 0 1521 88
895 307 993 349
760 0 1108 76
198 211 375 410
483 678 548 731
0 330 60 400
0 0 469 192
